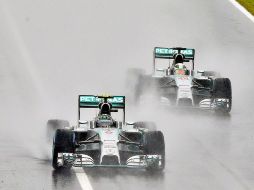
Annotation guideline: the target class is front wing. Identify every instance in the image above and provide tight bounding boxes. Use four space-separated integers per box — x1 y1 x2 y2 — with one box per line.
58 153 163 169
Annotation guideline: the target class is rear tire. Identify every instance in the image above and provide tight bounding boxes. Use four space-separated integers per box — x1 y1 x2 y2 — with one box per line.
143 131 165 171
212 78 232 113
47 119 70 143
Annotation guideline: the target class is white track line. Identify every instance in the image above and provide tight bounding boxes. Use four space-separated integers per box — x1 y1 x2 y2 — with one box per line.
74 168 93 190
228 0 254 23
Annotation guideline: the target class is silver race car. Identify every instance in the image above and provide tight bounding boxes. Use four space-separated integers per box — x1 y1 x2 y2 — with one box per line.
49 95 165 171
128 47 232 113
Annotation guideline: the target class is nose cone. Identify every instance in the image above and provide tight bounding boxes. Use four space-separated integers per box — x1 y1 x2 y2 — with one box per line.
175 76 194 106
100 128 120 165
100 128 119 141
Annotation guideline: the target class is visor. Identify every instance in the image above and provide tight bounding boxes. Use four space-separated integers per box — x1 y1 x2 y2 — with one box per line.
175 69 186 75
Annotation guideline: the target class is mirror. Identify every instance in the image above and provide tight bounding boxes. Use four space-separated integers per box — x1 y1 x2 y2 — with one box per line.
126 121 134 125
156 68 165 72
79 120 88 124
197 70 204 74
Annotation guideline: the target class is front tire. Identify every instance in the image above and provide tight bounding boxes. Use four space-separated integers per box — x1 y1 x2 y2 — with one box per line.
212 78 232 113
52 146 63 170
52 129 75 170
143 131 165 171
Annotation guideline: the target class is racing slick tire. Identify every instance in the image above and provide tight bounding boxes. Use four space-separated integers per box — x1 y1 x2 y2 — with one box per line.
212 78 232 113
143 131 165 171
134 121 157 131
52 129 75 170
47 119 70 143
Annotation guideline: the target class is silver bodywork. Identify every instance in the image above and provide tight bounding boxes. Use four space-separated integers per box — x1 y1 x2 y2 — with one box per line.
150 71 228 110
136 47 230 111
57 126 163 169
52 95 164 170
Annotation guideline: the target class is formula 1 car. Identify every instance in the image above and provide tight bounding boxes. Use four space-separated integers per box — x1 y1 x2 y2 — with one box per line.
49 95 165 171
128 47 232 113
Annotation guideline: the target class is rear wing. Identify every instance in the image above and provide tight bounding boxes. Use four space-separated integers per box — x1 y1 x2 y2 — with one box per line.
154 47 195 60
78 95 125 122
153 47 195 72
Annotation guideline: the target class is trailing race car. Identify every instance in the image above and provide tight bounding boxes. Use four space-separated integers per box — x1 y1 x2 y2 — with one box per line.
128 47 232 113
49 95 165 171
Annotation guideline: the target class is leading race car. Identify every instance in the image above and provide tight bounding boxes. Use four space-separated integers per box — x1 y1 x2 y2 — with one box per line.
128 47 232 113
49 95 165 171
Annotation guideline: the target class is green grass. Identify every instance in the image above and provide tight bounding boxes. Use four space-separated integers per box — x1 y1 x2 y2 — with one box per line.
236 0 254 16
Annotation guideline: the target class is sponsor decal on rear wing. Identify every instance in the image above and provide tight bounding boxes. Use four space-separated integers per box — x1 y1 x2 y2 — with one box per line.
79 95 125 109
154 47 195 60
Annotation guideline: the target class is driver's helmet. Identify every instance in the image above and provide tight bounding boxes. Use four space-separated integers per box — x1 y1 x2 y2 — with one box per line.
174 54 184 64
95 114 114 128
173 63 187 75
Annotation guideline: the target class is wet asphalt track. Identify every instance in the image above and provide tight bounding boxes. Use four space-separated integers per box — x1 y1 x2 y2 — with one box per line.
0 0 254 189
